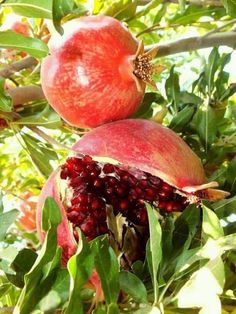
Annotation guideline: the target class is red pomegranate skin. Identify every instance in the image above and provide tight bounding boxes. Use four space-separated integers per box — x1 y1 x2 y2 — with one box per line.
41 15 144 128
73 119 207 190
36 169 77 265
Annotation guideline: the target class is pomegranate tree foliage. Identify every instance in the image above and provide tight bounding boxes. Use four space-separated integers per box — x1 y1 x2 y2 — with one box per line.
0 0 236 313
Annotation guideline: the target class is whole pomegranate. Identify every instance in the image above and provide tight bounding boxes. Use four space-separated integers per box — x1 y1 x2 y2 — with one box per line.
37 119 228 265
41 16 161 129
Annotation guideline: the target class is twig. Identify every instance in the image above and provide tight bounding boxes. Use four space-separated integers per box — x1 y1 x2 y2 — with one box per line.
8 86 45 106
202 19 236 38
145 31 236 57
0 56 38 78
137 24 179 38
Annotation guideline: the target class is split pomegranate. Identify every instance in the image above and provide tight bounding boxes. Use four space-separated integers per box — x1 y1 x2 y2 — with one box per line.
41 16 162 129
37 119 229 265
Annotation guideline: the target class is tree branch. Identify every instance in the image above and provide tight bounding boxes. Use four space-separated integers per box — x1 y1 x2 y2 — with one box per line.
146 31 236 57
0 56 38 78
8 86 45 106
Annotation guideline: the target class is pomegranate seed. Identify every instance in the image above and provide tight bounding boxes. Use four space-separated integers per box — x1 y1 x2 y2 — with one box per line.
162 182 173 192
116 185 126 196
91 198 101 210
103 164 114 174
67 211 79 222
119 199 129 211
82 155 93 163
80 170 89 178
93 178 103 188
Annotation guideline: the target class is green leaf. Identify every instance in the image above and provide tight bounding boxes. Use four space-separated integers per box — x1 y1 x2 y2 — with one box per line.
127 0 162 20
0 191 4 214
222 0 236 17
92 0 138 20
194 106 218 146
212 195 236 219
119 271 148 303
165 66 180 113
206 48 220 97
65 231 94 314
14 197 62 314
169 105 195 132
146 203 162 303
9 249 38 288
0 283 12 298
2 0 52 18
170 6 225 25
0 209 19 241
52 0 73 34
0 78 12 113
133 92 166 119
0 31 49 58
172 205 200 254
202 205 224 241
38 269 70 312
21 133 58 177
12 105 62 129
42 196 62 231
52 0 87 34
91 235 119 305
105 0 138 20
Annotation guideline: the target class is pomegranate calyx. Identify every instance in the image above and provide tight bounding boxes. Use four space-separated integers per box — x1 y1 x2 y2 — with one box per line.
133 41 165 91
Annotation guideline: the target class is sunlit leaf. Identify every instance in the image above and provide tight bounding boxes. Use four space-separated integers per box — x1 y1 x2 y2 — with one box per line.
2 0 52 18
0 31 49 58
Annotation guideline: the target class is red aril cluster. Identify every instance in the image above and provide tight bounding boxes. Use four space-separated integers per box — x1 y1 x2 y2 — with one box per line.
61 155 188 241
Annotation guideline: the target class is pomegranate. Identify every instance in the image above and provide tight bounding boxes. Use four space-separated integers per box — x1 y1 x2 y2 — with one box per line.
41 16 163 129
37 119 229 265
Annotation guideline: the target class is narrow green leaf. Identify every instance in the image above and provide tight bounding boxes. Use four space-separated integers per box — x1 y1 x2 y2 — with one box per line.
169 106 195 132
165 66 180 113
172 205 200 254
194 106 218 146
206 48 220 97
0 191 4 214
65 231 94 314
146 203 162 304
14 197 62 314
133 92 166 119
38 269 70 312
0 209 19 241
12 105 62 129
202 205 224 241
222 0 236 17
9 249 38 288
21 133 58 177
91 235 119 305
119 271 148 303
0 31 49 58
2 0 52 18
52 0 74 34
0 283 11 298
42 197 62 231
